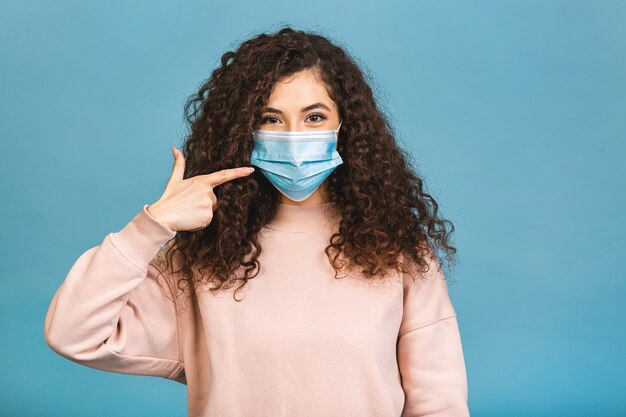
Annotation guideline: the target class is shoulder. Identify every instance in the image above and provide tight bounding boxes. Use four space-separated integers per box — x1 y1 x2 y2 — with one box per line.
398 245 456 334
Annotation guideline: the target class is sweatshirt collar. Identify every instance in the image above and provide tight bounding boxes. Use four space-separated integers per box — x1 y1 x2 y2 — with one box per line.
264 201 342 232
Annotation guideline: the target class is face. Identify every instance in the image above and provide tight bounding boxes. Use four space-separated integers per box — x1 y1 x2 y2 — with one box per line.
256 69 341 206
259 69 341 132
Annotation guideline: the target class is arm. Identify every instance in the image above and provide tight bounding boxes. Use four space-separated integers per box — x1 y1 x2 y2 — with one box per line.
397 252 470 416
43 204 186 384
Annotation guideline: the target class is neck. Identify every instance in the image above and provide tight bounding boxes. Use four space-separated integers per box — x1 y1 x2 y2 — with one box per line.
264 201 341 232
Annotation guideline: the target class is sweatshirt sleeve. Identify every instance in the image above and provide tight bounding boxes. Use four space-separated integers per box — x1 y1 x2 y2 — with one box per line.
397 252 470 417
43 204 186 384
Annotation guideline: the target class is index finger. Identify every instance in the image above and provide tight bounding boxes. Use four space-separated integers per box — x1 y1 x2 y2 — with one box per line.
201 167 255 187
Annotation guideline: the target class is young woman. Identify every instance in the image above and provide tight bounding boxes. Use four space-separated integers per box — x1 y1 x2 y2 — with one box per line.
44 26 470 417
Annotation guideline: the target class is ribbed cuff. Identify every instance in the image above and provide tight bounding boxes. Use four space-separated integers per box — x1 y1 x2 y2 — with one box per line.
109 204 177 269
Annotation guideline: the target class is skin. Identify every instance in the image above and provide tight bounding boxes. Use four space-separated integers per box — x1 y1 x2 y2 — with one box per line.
259 68 341 206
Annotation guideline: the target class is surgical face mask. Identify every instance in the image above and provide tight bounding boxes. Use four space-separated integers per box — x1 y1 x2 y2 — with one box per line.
250 120 343 202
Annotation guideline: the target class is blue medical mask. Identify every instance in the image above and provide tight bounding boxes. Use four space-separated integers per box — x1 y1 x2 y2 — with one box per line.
250 120 343 202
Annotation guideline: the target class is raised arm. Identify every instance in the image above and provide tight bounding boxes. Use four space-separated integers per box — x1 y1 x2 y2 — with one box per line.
43 204 185 384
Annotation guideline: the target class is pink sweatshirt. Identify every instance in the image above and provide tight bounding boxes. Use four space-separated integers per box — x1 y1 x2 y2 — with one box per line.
44 201 470 417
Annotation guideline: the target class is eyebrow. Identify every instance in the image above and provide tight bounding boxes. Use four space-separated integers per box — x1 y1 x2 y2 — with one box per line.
262 102 331 114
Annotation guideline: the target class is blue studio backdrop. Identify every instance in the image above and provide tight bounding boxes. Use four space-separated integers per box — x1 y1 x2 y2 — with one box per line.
1 1 624 416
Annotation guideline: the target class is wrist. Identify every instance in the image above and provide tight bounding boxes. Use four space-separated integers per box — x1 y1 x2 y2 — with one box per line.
146 203 174 231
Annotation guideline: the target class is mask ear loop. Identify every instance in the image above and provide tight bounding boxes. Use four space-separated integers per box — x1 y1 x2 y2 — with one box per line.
335 119 343 134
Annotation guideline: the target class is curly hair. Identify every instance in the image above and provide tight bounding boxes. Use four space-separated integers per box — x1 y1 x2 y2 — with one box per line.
153 25 458 303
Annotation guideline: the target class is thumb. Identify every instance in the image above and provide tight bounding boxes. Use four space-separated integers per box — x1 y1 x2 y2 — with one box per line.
168 145 185 185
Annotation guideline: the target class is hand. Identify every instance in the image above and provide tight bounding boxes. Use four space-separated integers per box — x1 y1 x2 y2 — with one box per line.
147 145 255 232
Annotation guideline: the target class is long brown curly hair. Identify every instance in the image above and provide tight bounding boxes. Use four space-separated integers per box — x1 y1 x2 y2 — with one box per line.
154 25 458 303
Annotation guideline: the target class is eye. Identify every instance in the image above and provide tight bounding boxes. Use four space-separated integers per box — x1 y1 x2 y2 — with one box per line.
261 114 328 125
261 116 280 125
307 113 327 123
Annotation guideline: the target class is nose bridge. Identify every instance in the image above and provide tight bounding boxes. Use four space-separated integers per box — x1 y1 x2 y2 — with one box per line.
254 120 342 136
283 117 343 133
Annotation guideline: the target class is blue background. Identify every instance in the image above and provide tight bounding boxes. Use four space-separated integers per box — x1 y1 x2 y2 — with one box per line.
1 1 624 416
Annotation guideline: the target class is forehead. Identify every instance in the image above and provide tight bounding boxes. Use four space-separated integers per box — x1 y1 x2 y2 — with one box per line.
266 70 335 110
